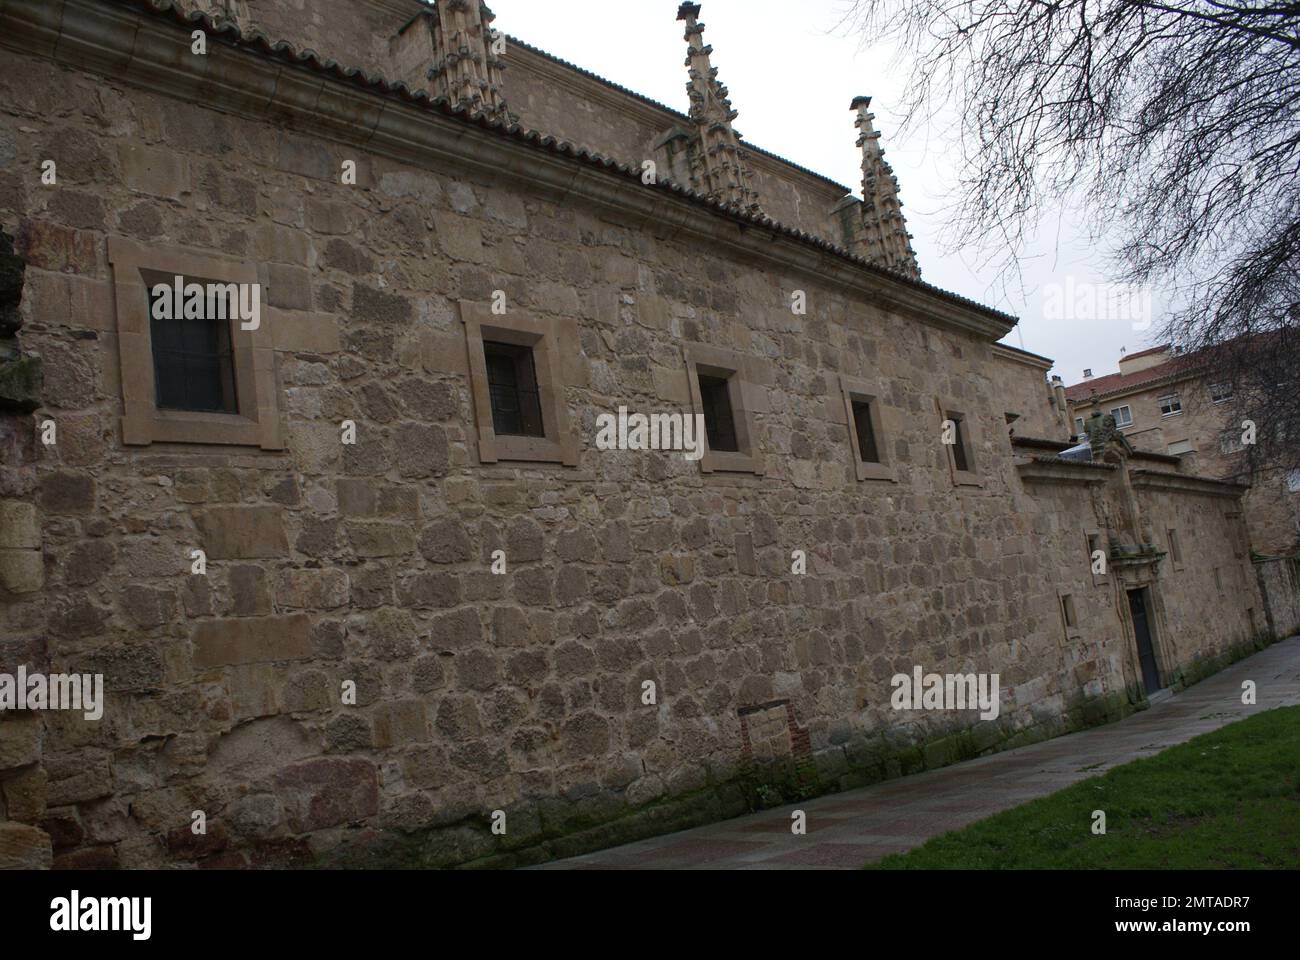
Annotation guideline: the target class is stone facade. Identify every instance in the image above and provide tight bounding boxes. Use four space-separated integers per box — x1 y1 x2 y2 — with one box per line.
0 0 1295 870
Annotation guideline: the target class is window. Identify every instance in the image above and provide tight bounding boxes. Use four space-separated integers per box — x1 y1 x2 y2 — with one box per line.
1110 405 1133 427
853 401 880 462
462 301 578 466
950 416 970 471
698 374 739 453
839 376 893 481
1061 594 1077 628
483 341 544 438
1158 393 1182 417
937 399 980 486
145 272 238 414
1059 592 1080 640
1074 416 1086 438
1209 382 1232 404
1287 470 1300 494
107 237 282 449
683 342 764 475
1167 528 1184 571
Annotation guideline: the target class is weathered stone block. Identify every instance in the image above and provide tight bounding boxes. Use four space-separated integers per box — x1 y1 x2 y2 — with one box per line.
0 822 52 869
79 642 166 692
347 521 416 558
44 751 112 806
118 142 190 200
192 614 312 668
194 506 289 559
228 565 272 617
273 757 379 832
2 765 47 823
417 518 472 564
229 663 279 720
266 262 313 311
275 568 349 610
120 583 177 628
269 308 340 354
0 716 42 770
39 470 95 514
371 700 429 748
0 548 43 593
16 220 97 274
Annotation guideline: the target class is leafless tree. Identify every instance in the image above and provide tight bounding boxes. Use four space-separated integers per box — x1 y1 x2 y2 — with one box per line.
845 0 1299 477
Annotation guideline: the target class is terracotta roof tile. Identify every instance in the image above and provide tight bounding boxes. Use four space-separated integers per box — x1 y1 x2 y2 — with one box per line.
1064 354 1196 402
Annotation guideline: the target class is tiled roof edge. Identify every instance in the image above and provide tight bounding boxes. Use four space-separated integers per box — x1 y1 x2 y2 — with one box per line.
105 0 1017 327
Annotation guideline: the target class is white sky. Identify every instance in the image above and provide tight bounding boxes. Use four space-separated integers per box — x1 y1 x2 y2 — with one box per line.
490 0 1168 384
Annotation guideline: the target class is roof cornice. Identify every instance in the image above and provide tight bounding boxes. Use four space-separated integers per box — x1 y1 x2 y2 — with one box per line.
1129 468 1248 498
0 0 1017 341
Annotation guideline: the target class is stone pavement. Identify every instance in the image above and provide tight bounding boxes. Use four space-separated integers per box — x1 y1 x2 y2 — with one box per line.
537 636 1300 870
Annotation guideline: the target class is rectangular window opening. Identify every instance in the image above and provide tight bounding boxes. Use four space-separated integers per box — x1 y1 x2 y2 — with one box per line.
145 272 239 414
1061 594 1077 630
699 373 740 453
1111 405 1133 427
851 399 881 464
947 413 970 472
483 340 545 438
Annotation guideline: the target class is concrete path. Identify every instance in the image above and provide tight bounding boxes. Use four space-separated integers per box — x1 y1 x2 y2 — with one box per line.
539 636 1300 870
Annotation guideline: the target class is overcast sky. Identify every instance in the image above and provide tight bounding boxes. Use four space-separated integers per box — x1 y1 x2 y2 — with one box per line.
490 0 1168 384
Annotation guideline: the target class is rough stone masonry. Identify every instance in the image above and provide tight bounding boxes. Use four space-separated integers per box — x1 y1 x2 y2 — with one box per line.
0 0 1296 870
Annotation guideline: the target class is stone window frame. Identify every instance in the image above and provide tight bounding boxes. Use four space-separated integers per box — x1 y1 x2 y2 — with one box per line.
1058 591 1081 641
1166 527 1185 572
461 300 578 467
1085 528 1109 587
683 341 764 475
107 237 282 449
838 374 894 482
935 397 982 487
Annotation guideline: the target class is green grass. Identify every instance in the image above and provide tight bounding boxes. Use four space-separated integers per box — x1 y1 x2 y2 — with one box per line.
870 706 1300 869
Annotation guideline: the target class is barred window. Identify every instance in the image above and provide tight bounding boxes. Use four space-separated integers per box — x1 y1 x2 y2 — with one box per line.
146 275 238 414
483 340 544 438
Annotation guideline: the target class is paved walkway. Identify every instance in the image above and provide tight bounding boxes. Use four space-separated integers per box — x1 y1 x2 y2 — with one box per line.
539 636 1300 869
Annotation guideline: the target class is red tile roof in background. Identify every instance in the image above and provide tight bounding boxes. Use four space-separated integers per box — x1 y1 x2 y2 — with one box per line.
1065 352 1197 402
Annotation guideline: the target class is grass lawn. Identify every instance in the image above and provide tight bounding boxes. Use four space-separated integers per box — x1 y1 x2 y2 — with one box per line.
870 705 1300 869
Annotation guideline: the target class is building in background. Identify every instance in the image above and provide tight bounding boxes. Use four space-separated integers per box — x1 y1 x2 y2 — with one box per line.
1066 345 1300 556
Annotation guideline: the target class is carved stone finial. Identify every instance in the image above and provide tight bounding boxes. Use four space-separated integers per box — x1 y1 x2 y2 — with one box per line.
428 0 516 123
848 96 919 278
674 3 761 214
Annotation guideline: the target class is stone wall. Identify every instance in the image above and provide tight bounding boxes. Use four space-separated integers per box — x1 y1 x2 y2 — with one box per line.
1256 557 1300 642
0 0 1291 870
991 346 1062 440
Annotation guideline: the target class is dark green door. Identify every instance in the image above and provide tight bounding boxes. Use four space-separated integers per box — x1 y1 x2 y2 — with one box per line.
1128 589 1162 695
